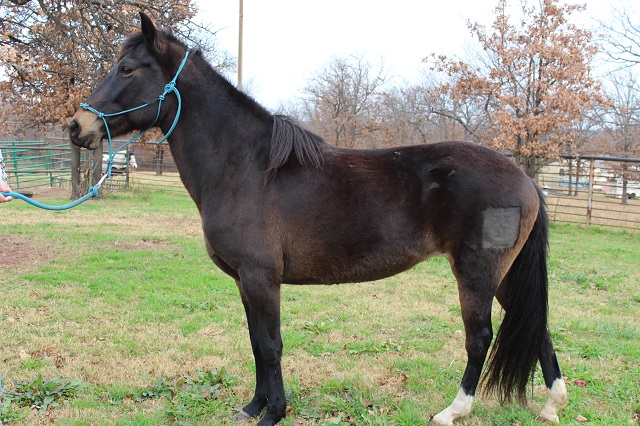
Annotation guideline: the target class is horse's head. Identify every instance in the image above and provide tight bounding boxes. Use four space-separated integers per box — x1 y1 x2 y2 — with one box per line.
70 13 187 150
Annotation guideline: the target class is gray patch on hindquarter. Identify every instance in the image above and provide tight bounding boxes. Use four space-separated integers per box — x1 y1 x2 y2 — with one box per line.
482 207 521 249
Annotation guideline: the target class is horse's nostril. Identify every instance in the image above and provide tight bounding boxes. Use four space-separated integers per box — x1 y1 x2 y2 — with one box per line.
69 119 80 137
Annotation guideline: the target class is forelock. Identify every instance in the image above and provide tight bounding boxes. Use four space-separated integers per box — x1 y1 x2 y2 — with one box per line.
117 28 185 61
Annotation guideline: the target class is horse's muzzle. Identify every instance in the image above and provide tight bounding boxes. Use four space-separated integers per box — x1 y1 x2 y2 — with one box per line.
69 110 104 150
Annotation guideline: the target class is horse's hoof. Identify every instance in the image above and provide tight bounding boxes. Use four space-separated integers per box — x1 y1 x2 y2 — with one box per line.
429 416 452 426
537 414 560 424
235 410 254 422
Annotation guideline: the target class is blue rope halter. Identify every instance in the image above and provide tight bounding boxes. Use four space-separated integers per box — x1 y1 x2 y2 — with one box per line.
1 50 190 211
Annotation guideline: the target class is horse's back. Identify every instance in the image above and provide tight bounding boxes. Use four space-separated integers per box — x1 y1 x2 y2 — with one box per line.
274 141 540 284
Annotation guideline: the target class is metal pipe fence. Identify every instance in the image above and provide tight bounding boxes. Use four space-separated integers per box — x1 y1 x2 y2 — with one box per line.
538 154 640 231
2 139 639 230
0 139 74 189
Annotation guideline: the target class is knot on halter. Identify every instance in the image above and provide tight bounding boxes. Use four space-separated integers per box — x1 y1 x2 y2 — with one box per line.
160 82 176 101
80 103 104 119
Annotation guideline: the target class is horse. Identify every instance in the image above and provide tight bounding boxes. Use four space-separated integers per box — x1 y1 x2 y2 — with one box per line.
69 13 567 426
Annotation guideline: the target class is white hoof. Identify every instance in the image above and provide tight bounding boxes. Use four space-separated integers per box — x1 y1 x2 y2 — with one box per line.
431 388 473 425
430 414 453 426
537 412 560 424
538 378 567 424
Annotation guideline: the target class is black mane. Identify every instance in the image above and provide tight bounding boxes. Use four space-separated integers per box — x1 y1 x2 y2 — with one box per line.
267 115 327 178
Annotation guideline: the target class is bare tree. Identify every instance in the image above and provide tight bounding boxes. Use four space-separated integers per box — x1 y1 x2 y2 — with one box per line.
302 54 387 148
597 2 640 68
375 75 488 147
374 85 434 146
595 71 640 204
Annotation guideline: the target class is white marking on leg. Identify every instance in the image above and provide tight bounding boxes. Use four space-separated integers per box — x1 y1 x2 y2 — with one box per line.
538 378 568 423
431 388 474 425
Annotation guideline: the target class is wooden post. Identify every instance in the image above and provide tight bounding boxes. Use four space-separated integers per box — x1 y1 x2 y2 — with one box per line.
585 158 595 228
154 145 163 175
70 141 82 199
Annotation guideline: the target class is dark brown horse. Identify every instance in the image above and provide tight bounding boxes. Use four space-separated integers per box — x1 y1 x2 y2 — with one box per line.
70 13 567 426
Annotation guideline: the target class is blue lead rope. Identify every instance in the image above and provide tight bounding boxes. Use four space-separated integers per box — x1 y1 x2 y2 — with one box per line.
1 50 190 211
1 187 100 211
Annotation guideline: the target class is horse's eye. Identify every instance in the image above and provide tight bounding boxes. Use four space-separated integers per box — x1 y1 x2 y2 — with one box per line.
120 66 134 76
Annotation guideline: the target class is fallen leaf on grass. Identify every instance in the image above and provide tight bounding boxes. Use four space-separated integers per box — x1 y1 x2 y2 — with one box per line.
574 379 588 386
576 415 588 422
19 349 31 361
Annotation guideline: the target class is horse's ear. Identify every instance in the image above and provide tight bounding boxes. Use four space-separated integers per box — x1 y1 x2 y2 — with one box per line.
139 12 157 47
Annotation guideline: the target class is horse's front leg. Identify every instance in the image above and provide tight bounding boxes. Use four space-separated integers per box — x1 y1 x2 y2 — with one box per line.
236 272 285 426
236 292 269 419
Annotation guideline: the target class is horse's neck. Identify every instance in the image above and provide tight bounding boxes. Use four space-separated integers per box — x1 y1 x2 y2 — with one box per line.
166 85 272 207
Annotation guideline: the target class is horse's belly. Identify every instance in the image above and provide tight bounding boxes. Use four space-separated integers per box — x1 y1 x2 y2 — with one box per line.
282 245 431 285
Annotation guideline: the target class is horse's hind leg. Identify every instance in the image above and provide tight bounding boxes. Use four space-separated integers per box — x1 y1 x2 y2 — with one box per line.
494 284 567 423
537 333 567 423
431 252 498 425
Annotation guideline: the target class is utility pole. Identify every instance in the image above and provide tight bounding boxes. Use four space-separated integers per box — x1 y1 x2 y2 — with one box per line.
238 0 244 91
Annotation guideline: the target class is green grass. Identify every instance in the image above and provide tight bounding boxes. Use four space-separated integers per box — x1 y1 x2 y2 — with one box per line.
0 189 638 425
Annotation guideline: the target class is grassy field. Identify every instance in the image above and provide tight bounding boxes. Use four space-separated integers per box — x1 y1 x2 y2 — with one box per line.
0 189 638 425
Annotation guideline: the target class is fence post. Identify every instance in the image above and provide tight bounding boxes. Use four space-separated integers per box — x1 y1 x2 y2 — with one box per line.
125 150 130 188
10 141 20 190
46 138 54 187
154 145 164 175
585 158 595 228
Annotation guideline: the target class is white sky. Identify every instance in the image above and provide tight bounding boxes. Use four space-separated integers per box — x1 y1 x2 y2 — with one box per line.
197 0 636 110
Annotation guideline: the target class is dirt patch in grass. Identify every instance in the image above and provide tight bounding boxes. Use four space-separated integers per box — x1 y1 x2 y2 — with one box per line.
0 234 181 276
25 186 72 199
0 234 59 270
0 229 184 289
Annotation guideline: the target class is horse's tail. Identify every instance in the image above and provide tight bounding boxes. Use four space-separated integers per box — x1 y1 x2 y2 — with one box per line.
483 185 549 403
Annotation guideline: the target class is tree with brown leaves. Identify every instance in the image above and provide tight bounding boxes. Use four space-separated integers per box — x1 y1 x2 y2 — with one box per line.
0 0 232 134
430 0 604 178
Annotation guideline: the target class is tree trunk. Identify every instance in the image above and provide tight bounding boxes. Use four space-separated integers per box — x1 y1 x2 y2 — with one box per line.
521 155 539 179
71 140 102 199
